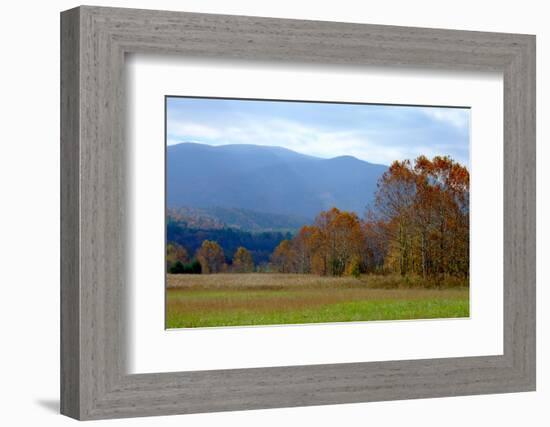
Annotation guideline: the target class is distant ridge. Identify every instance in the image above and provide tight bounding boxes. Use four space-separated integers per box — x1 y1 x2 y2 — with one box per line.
167 142 387 219
168 206 309 232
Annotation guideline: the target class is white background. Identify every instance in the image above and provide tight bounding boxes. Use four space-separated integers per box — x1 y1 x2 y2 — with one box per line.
128 57 503 373
0 1 547 426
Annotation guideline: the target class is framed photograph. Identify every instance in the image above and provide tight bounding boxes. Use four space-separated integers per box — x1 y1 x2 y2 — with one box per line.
61 6 536 420
164 97 471 330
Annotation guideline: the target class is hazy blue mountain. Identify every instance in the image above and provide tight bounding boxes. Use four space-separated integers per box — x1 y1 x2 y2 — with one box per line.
167 142 387 220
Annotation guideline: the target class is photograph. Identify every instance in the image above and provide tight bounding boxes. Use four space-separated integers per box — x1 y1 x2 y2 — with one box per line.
165 96 471 329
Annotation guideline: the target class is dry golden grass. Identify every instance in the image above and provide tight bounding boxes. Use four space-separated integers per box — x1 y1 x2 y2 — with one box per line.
167 273 467 291
168 272 349 290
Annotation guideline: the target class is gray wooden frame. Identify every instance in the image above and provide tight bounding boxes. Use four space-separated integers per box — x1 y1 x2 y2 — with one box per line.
60 5 536 420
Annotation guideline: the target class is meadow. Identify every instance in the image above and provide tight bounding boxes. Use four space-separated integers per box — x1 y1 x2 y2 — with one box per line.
166 273 469 328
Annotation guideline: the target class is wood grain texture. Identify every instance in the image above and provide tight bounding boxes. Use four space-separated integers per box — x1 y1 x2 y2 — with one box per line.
60 7 80 419
60 5 536 420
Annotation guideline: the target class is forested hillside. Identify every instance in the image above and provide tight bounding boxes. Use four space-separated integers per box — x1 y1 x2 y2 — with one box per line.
166 219 291 265
167 206 308 232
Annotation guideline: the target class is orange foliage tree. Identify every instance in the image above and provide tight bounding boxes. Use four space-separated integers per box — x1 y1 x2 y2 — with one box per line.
270 239 297 273
232 246 254 273
271 208 366 277
372 155 469 281
195 240 226 274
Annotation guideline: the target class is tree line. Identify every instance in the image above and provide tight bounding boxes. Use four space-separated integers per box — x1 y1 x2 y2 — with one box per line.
166 221 291 265
167 240 254 274
167 156 469 283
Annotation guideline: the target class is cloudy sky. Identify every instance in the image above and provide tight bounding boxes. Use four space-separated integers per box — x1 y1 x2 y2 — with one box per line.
166 97 470 167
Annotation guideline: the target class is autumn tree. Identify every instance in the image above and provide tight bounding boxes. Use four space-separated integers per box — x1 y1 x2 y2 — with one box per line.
270 240 297 273
166 242 189 272
374 160 417 276
232 246 254 273
362 214 389 273
292 225 317 274
195 240 226 274
413 155 469 281
314 208 365 276
271 208 366 277
369 155 469 282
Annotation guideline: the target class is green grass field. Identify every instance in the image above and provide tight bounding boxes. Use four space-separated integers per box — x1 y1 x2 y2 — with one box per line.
166 273 469 328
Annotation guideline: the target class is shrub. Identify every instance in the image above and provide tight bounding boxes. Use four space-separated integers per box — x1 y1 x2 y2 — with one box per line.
168 259 203 274
169 260 185 274
187 259 202 274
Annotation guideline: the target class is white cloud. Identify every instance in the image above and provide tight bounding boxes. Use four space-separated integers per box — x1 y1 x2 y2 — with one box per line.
419 107 470 130
168 118 396 164
168 122 222 139
167 114 468 166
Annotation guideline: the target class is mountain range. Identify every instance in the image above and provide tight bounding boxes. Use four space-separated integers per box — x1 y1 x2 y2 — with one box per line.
167 142 387 221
